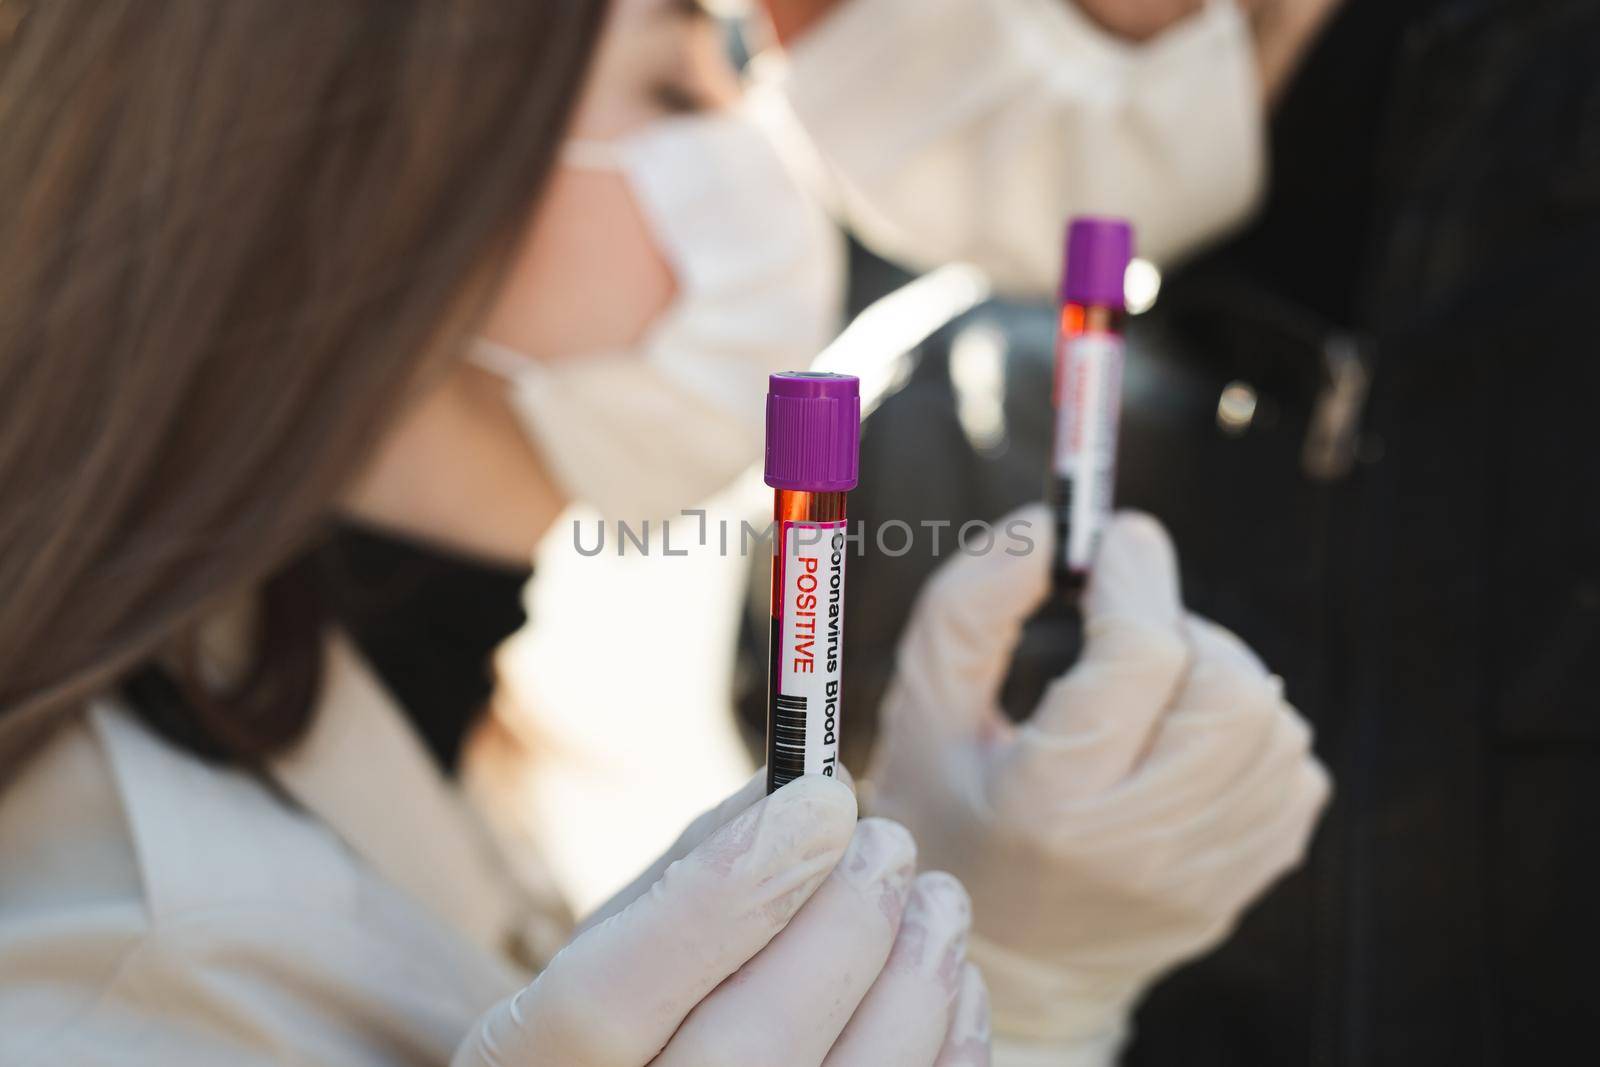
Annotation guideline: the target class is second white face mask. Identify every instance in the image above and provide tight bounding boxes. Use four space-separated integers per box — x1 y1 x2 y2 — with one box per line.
475 103 846 523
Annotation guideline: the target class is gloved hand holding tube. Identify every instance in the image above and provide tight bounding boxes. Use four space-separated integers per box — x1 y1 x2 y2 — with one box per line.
867 506 1331 1063
455 775 991 1067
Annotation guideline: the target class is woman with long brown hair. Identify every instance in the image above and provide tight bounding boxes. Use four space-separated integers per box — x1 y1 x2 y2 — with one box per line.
0 3 990 1064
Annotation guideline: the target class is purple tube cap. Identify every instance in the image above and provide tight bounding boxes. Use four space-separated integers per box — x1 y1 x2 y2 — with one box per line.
764 372 860 493
1062 216 1134 309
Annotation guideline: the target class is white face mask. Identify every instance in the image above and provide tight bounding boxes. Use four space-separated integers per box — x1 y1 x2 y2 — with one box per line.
473 103 845 522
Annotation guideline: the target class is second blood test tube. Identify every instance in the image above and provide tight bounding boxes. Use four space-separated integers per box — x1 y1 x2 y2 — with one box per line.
764 372 860 794
1049 217 1133 591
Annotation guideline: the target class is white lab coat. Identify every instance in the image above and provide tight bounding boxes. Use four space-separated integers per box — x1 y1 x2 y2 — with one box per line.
766 0 1265 295
0 629 1105 1066
0 637 566 1067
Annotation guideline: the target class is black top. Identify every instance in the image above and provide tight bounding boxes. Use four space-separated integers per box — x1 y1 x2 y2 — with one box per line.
314 522 530 772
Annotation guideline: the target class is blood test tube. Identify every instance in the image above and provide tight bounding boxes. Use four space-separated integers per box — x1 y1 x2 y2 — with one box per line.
763 372 860 794
1049 217 1133 591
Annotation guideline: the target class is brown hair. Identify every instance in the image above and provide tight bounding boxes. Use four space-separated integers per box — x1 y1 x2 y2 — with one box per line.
0 0 608 756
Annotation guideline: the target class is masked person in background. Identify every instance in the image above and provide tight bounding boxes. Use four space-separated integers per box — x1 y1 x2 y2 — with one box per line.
312 1 1334 1065
759 0 1344 294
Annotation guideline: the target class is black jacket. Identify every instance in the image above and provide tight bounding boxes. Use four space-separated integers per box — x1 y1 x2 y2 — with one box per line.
1129 1 1600 1062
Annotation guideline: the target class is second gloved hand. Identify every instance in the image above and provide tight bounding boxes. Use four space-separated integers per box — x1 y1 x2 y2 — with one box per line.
867 506 1331 1061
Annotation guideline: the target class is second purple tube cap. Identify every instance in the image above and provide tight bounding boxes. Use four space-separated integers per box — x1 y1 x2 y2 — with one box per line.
764 372 860 493
1062 216 1134 308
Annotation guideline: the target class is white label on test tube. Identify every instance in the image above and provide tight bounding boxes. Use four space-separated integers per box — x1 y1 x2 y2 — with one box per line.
1053 333 1125 573
776 520 847 779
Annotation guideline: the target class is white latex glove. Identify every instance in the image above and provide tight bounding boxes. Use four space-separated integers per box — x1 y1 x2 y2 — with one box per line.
455 775 992 1067
867 506 1331 1062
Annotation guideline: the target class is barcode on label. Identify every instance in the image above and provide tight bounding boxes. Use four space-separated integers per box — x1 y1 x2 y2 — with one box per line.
771 692 809 786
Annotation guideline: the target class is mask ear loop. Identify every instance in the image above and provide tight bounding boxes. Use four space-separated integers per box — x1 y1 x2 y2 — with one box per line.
467 337 543 383
560 139 627 172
